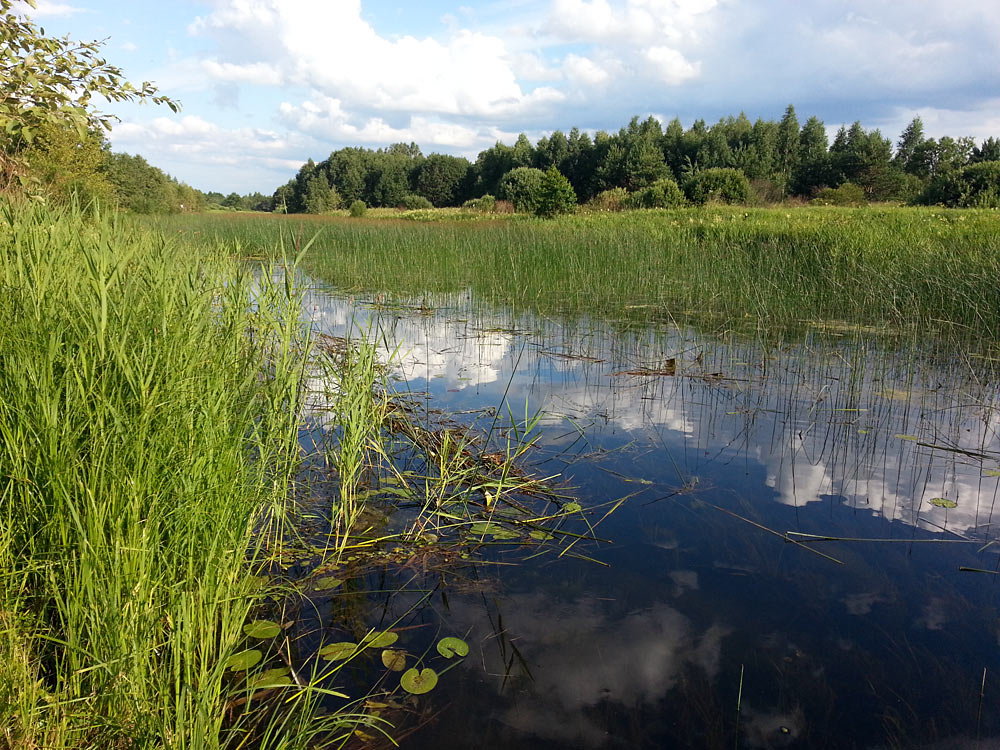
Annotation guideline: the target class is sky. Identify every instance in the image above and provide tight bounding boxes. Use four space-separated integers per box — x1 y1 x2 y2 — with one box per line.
16 0 1000 194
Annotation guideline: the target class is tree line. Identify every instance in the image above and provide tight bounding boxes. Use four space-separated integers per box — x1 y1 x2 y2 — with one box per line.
264 106 1000 213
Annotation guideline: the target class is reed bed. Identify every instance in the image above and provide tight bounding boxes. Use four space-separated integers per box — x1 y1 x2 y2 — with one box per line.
155 206 1000 339
0 200 327 748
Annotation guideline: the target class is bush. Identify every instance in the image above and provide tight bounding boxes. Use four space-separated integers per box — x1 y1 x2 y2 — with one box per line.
398 194 433 210
348 199 367 217
812 182 867 207
498 167 545 213
684 168 752 205
534 167 577 218
624 178 686 209
919 161 1000 208
462 194 496 212
587 188 629 212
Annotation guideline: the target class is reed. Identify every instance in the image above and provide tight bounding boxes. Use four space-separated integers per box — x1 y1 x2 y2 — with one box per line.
0 199 329 748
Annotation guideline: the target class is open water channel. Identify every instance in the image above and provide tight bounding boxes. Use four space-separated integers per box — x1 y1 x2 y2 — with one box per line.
290 274 1000 749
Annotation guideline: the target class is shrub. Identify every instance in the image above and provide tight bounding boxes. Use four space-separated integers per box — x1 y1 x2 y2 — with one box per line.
684 168 752 205
534 167 577 218
398 194 433 210
624 179 686 209
587 188 629 212
498 167 545 213
348 199 367 217
812 182 867 207
462 194 496 212
919 161 1000 208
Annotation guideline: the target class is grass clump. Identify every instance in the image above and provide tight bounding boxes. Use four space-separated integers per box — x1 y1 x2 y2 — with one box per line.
0 199 324 748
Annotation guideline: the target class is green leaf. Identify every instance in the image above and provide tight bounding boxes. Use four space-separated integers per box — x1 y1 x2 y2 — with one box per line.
400 667 438 695
252 667 292 689
243 620 281 639
318 642 358 661
361 630 398 648
436 637 469 659
984 469 1000 477
929 497 958 509
564 502 582 513
529 530 555 540
315 576 343 591
894 434 919 442
381 649 407 671
225 649 262 672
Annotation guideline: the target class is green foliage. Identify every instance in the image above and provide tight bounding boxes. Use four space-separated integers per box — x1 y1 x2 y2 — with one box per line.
462 194 496 212
22 121 115 206
919 161 1000 208
534 166 577 217
0 0 177 189
105 152 199 214
349 199 367 217
399 194 433 210
812 182 867 206
587 187 629 212
305 175 340 214
624 178 686 209
684 168 752 205
498 166 545 213
414 153 472 207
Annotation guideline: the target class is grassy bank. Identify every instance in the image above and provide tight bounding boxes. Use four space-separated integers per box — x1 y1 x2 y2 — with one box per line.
156 206 1000 338
0 201 316 748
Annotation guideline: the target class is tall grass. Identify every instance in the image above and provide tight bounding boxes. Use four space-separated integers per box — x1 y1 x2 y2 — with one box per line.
0 200 313 748
155 207 1000 338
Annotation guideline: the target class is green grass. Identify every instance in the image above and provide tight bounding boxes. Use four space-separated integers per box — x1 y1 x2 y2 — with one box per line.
154 206 1000 339
0 199 337 749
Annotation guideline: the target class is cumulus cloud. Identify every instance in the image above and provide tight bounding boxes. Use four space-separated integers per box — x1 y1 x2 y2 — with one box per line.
14 0 83 17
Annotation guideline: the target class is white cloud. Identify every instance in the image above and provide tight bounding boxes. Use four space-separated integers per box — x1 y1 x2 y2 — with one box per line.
563 53 611 87
14 0 83 17
189 0 562 120
545 0 717 45
120 41 137 52
201 60 284 87
643 44 700 84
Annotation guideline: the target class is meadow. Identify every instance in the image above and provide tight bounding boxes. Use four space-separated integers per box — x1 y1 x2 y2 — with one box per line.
156 206 1000 341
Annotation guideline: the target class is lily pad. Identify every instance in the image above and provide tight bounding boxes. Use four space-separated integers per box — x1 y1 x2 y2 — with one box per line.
318 642 358 661
243 620 281 639
894 434 919 442
529 530 555 541
563 502 582 513
400 667 438 695
381 649 407 671
468 522 495 535
252 667 292 689
315 576 343 591
930 497 958 509
225 649 262 672
361 631 399 648
490 529 520 540
985 469 1000 477
436 637 469 659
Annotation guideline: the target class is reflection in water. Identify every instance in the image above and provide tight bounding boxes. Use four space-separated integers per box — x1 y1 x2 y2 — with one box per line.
299 280 1000 748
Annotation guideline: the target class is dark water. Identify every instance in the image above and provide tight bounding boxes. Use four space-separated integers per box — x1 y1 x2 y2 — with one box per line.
296 280 1000 750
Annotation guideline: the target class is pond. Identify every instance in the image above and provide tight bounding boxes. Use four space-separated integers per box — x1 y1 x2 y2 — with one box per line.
293 276 1000 749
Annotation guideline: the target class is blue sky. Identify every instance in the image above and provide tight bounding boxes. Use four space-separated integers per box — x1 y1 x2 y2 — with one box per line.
18 0 1000 194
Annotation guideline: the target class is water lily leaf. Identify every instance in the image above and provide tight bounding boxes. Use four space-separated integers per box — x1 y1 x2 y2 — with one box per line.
225 649 262 672
381 649 406 671
252 667 292 689
315 576 343 591
491 529 520 540
985 469 1000 477
857 429 870 435
563 502 582 513
930 497 958 509
243 620 281 639
319 642 358 661
361 631 398 648
436 637 469 659
529 530 554 541
469 522 495 535
894 434 919 442
400 667 438 695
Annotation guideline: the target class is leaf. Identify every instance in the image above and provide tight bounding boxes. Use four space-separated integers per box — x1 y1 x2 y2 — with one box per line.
225 649 262 672
436 637 469 659
491 529 519 540
894 434 919 442
243 620 281 639
984 469 1000 477
315 576 343 591
381 649 406 671
529 530 554 541
563 502 582 513
252 667 292 689
318 642 358 661
361 631 398 648
400 667 438 695
468 522 495 535
929 497 958 509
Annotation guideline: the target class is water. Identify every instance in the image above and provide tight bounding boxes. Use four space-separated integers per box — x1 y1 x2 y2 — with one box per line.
295 278 1000 749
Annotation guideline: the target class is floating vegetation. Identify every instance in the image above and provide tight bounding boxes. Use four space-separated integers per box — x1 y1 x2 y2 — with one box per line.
400 667 439 695
226 649 264 672
381 649 407 671
319 642 359 661
436 637 470 658
243 620 282 639
930 497 958 509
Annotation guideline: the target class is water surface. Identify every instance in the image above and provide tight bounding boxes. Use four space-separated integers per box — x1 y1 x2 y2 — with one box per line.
299 279 1000 749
